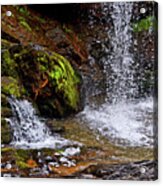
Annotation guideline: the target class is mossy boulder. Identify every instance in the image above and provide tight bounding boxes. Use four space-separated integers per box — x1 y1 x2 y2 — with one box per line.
11 46 82 117
1 76 24 98
1 39 18 78
1 118 13 144
1 39 27 99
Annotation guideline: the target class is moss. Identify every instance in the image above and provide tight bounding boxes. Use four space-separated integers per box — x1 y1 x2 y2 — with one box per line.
14 149 30 169
1 94 9 107
1 147 15 153
62 24 73 34
39 17 46 24
1 49 18 78
1 107 13 117
15 149 31 160
1 118 13 144
16 161 30 169
1 39 13 49
12 46 82 117
29 50 80 106
43 51 81 109
19 17 32 31
17 6 29 16
132 16 157 33
14 149 38 169
1 76 21 97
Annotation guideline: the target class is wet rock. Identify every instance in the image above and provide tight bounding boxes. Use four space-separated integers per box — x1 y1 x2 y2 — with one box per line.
9 45 83 118
61 147 80 157
1 107 13 118
1 76 24 98
59 157 69 163
1 94 10 107
46 120 65 133
83 160 158 180
1 118 13 144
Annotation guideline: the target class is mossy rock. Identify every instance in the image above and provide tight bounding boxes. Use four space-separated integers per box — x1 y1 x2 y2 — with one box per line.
1 40 18 78
1 107 13 117
12 46 83 117
1 93 10 107
1 76 24 98
1 118 13 144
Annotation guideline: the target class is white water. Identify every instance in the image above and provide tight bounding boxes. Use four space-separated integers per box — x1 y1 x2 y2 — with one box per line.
80 2 155 147
7 97 80 149
80 98 155 147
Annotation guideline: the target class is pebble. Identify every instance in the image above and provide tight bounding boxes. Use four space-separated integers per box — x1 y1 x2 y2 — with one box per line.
48 162 58 167
59 157 69 163
54 152 60 156
37 152 41 157
61 147 80 157
45 156 53 161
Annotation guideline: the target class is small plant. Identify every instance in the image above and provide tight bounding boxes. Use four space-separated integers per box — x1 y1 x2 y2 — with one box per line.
132 16 157 33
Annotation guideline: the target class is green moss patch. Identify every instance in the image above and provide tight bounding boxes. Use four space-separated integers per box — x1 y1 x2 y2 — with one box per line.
1 76 22 97
132 16 157 33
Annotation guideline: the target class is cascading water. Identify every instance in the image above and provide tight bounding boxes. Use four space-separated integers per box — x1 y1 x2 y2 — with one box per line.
79 2 155 147
105 2 137 102
6 97 80 149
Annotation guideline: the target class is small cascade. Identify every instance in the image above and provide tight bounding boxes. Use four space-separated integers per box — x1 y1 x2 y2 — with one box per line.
7 97 79 149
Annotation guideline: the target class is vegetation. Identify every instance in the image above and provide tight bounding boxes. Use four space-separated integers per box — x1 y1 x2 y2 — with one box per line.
132 16 157 32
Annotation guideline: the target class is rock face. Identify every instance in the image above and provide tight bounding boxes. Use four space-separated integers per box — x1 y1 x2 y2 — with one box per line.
1 5 87 119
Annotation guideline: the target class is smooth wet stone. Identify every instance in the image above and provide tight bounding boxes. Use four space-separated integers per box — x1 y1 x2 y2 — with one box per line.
61 147 80 157
59 157 69 163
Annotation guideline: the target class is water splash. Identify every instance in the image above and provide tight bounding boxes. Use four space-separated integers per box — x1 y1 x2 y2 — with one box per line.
7 97 80 149
80 98 155 147
79 2 155 147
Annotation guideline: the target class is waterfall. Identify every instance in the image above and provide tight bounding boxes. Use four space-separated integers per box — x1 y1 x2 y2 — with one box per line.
79 2 155 147
105 2 137 103
7 97 79 149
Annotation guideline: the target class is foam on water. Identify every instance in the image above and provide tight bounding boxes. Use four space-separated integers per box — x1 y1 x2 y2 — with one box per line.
79 98 155 147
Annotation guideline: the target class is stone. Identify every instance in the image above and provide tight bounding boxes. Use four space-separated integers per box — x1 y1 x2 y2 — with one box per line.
1 118 13 144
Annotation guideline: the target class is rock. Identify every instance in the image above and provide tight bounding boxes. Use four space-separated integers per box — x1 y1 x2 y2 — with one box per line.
1 94 10 107
61 147 80 157
1 45 18 79
1 107 13 117
1 118 13 144
11 45 83 117
84 160 158 180
46 120 65 133
1 76 23 98
59 157 69 163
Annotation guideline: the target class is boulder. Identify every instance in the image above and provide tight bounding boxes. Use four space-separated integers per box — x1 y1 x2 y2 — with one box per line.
10 45 83 117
